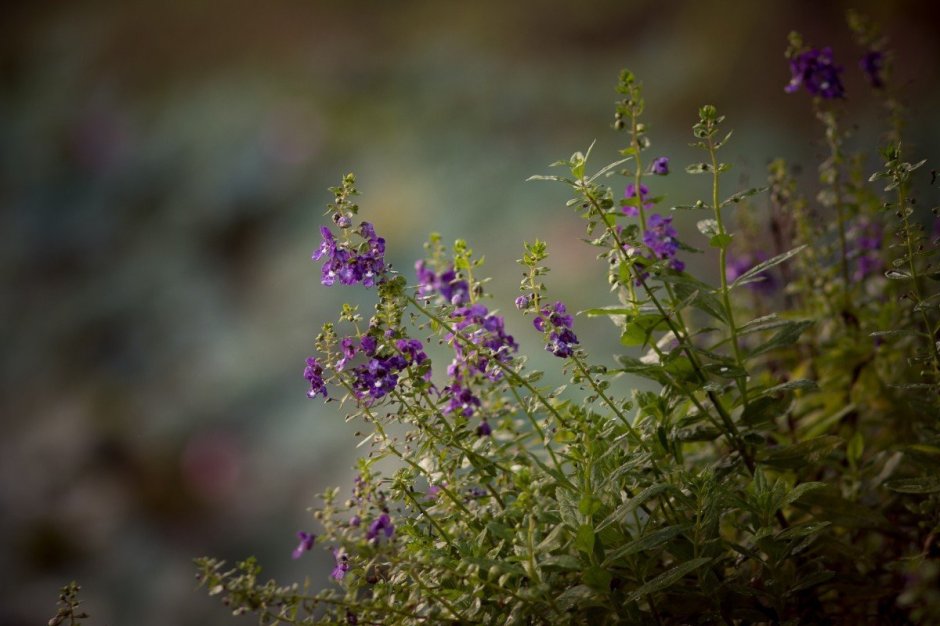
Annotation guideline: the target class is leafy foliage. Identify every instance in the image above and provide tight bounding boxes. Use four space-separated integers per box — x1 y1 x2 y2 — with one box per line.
188 13 940 626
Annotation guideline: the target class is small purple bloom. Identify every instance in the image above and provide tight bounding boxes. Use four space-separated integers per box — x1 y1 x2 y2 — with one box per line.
446 383 482 417
414 261 469 305
292 531 316 559
860 50 885 89
304 357 328 398
643 213 684 271
651 157 669 176
785 47 845 99
547 327 579 358
427 483 444 498
514 295 530 310
476 420 492 437
624 183 653 217
360 335 377 356
312 222 387 288
331 548 350 580
349 515 361 527
534 301 580 358
366 512 395 541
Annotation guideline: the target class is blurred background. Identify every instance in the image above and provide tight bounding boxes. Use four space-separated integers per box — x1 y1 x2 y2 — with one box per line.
2 1 939 623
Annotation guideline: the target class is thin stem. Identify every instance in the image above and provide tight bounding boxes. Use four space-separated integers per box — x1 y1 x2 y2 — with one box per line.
706 133 749 410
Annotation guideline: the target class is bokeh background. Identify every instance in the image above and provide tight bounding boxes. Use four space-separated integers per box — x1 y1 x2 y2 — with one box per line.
2 1 939 624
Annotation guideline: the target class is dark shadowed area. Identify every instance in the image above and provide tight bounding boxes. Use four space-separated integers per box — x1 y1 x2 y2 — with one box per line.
2 1 938 624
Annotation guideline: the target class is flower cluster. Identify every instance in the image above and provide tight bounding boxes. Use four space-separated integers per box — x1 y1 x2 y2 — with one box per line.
312 222 387 287
785 47 845 99
441 304 518 433
366 512 395 542
623 183 653 216
533 301 579 358
415 261 470 305
642 214 684 271
304 357 328 399
348 336 428 402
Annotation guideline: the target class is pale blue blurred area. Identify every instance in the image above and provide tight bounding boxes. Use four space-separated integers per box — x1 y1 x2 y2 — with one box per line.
1 1 938 624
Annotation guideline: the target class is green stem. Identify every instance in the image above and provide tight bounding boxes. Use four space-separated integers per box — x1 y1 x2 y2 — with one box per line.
706 134 749 410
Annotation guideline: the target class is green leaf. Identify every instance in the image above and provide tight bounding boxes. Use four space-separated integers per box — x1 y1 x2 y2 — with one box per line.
757 436 842 468
870 329 926 338
781 481 826 508
575 524 595 554
556 585 601 611
721 186 768 207
597 484 671 531
579 495 603 517
602 524 690 567
625 558 711 603
709 233 733 249
758 379 818 396
730 245 807 289
685 163 711 174
885 476 940 494
536 524 566 552
588 156 633 182
620 313 668 346
541 555 582 571
847 432 864 467
582 306 634 317
747 320 813 359
582 566 613 592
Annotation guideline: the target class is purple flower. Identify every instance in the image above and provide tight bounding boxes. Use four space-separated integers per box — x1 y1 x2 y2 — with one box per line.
785 47 845 99
349 338 429 402
860 50 885 89
292 531 316 559
360 335 378 356
304 357 328 398
366 512 395 541
445 383 482 417
624 183 653 217
514 295 530 310
534 301 580 358
547 327 579 358
651 157 669 176
427 483 445 498
643 214 684 271
476 419 492 437
331 549 350 580
414 261 469 305
312 222 387 288
349 515 361 527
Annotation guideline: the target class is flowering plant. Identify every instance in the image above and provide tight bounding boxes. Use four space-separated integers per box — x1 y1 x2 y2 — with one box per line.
169 13 940 625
